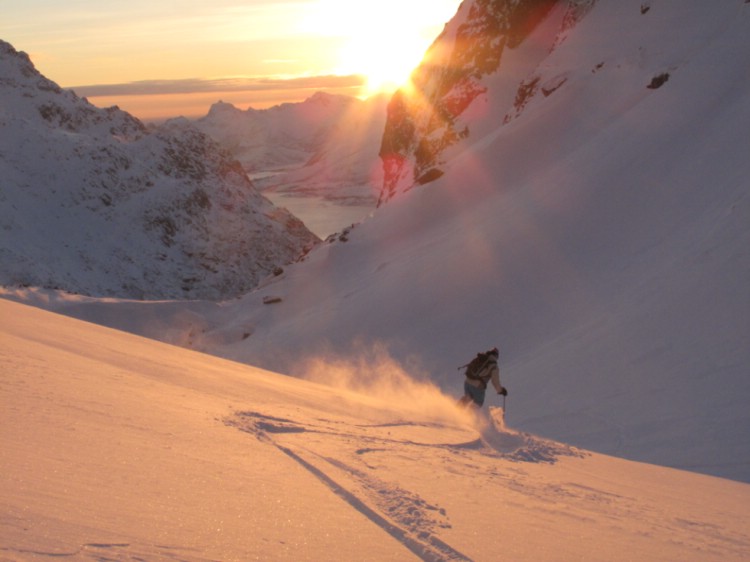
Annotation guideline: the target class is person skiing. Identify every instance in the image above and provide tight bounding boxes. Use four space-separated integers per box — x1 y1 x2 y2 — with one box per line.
458 347 507 408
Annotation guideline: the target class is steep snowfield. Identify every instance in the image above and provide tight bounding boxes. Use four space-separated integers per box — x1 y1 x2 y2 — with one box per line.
2 299 749 561
155 0 747 482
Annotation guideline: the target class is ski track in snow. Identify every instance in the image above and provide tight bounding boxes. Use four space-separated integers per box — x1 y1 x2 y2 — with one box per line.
225 407 582 562
0 542 216 562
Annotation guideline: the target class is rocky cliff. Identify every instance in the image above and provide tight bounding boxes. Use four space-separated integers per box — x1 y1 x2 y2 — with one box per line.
378 0 596 203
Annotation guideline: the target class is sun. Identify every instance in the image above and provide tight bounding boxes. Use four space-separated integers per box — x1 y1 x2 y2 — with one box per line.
340 32 430 96
298 0 459 96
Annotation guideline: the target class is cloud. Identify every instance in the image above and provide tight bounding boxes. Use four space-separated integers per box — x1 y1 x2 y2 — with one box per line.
71 74 366 97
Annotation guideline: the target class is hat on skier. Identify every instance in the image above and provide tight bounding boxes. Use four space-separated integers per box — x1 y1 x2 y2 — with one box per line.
489 347 499 357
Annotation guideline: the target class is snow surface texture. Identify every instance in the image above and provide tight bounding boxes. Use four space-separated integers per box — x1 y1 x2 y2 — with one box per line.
2 299 749 561
0 40 319 299
2 0 749 490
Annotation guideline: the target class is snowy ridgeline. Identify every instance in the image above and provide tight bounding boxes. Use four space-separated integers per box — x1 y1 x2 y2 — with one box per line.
2 299 749 561
0 39 319 300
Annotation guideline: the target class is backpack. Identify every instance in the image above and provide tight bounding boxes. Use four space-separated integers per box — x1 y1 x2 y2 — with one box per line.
463 352 492 380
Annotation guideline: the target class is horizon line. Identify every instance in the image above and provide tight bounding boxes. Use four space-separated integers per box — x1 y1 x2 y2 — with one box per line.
70 74 368 98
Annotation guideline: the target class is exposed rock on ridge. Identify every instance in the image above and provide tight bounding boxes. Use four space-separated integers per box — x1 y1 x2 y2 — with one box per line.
378 0 596 203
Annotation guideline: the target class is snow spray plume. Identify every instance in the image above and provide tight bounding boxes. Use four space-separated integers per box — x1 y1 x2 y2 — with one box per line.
299 340 474 426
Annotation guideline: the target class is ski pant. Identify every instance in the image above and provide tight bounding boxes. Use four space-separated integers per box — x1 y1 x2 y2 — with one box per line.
462 381 486 407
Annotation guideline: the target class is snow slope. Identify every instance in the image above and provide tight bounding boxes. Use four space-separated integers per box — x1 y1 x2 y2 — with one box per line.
204 0 748 483
2 299 749 561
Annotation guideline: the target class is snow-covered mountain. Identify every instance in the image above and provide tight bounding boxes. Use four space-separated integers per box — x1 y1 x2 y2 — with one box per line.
3 0 749 489
187 92 388 205
4 299 750 561
0 40 318 299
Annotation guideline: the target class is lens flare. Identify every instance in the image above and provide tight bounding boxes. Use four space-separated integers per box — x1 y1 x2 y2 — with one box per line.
297 0 460 96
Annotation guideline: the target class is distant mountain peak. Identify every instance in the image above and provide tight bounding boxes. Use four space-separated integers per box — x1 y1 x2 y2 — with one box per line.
187 92 387 208
206 100 242 116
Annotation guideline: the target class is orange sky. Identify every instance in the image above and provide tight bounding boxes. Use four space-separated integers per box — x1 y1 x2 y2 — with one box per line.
1 0 461 120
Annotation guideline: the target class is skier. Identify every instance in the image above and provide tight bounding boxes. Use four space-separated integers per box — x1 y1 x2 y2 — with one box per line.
458 347 507 408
